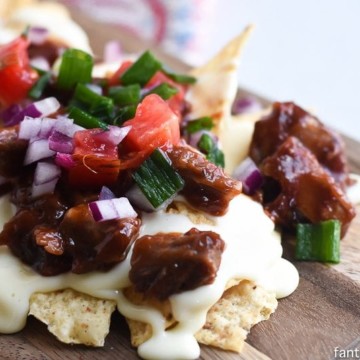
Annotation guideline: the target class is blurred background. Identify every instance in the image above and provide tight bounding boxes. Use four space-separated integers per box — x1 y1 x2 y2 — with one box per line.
58 0 360 141
2 0 359 141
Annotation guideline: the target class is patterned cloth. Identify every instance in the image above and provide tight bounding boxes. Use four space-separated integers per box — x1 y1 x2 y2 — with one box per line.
59 0 216 64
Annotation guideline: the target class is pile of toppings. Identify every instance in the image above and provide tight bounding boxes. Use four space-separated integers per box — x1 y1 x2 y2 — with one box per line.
0 32 238 298
0 29 356 301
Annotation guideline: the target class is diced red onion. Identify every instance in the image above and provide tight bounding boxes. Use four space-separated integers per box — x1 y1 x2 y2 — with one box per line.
34 161 61 185
24 138 56 165
89 197 137 222
32 178 58 198
125 184 177 212
232 96 262 115
99 186 116 200
49 131 74 153
104 40 123 63
54 117 84 137
28 26 49 45
187 129 217 149
34 97 60 117
30 56 50 71
233 157 263 195
11 97 60 127
18 117 43 139
1 104 22 126
55 153 76 169
38 118 57 138
94 125 131 146
86 83 103 95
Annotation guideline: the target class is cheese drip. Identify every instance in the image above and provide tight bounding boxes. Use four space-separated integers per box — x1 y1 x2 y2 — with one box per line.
0 194 299 360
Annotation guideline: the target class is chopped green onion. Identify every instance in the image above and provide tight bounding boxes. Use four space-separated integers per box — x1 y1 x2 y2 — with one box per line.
132 148 185 209
120 51 162 86
112 105 137 125
28 72 51 99
146 83 178 100
198 133 225 168
162 68 197 84
295 220 341 263
108 84 141 106
186 117 214 134
57 49 93 90
72 83 114 121
68 106 108 129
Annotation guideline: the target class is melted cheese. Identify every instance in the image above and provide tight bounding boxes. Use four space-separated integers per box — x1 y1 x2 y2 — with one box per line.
0 194 299 359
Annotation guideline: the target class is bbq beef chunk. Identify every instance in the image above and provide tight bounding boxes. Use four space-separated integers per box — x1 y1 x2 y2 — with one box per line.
166 145 242 216
129 228 225 300
60 204 140 273
249 102 350 188
0 188 141 275
260 137 355 237
0 126 27 178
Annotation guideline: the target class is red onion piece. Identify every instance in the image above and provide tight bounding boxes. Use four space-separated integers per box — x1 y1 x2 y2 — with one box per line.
232 96 262 115
55 153 76 169
30 56 50 71
34 161 61 185
86 84 103 95
32 178 58 198
233 157 263 195
24 138 56 165
28 26 49 45
94 125 131 146
89 197 137 222
49 131 74 153
1 104 23 126
18 117 42 139
99 186 115 200
104 40 123 63
34 97 60 117
54 117 84 137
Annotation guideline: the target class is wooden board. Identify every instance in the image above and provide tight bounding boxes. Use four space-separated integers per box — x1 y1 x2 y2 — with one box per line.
1 13 360 360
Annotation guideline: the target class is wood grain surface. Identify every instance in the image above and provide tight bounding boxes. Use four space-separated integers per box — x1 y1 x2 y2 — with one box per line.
1 12 360 360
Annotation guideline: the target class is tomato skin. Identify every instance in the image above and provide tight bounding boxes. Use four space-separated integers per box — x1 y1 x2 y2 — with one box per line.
122 94 180 154
0 37 38 107
145 71 186 117
69 129 121 188
108 60 133 86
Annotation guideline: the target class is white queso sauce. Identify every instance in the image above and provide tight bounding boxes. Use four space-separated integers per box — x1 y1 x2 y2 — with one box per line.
0 194 299 360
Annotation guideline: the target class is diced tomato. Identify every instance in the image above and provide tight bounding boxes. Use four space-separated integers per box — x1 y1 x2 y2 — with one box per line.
68 154 120 188
0 36 38 107
145 71 186 117
69 129 121 188
122 94 180 154
73 128 119 158
108 60 133 86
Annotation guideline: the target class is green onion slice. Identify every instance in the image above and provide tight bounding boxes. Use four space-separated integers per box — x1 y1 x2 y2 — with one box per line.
108 84 141 106
163 68 197 84
120 51 162 86
112 105 137 125
186 116 214 134
29 72 51 99
295 220 341 263
198 133 225 168
72 83 114 121
146 83 178 100
57 49 93 90
132 148 185 209
68 106 108 129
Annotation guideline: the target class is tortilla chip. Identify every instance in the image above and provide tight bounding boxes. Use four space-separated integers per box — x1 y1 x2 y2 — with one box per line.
186 26 254 135
222 108 271 174
125 280 277 352
29 289 116 347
